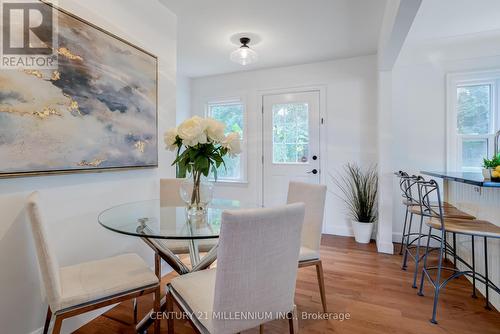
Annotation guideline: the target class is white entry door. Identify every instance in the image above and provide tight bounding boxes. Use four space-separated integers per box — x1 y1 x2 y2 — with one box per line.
262 91 321 207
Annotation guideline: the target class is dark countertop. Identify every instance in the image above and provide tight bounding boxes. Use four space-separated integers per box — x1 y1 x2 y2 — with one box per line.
421 171 500 188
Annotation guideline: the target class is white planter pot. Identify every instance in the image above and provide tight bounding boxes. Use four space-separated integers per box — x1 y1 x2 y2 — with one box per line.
482 168 491 181
352 221 374 244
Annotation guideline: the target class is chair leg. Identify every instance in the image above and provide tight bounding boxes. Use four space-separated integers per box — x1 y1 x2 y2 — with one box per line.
260 324 264 334
412 214 424 288
402 213 414 270
484 237 491 310
471 236 477 298
444 232 448 262
166 291 174 334
418 227 433 297
133 298 138 324
452 232 457 267
288 305 299 334
154 286 161 334
52 316 63 334
399 207 409 255
43 307 52 334
430 231 446 324
315 261 327 313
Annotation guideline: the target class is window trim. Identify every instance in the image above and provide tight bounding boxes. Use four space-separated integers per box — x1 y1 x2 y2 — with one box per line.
446 70 500 172
205 96 248 183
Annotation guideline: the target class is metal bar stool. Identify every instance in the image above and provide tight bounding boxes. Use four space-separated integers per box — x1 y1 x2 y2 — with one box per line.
397 172 475 289
397 172 429 261
396 171 415 255
416 179 500 324
396 172 456 256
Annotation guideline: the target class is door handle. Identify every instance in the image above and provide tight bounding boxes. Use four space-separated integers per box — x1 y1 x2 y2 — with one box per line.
307 169 318 175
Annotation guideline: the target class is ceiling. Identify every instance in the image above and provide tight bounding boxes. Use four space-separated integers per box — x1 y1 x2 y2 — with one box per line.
405 0 500 44
397 0 500 65
159 0 387 78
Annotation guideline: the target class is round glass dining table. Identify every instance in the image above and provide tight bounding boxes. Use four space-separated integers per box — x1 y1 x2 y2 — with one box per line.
98 198 250 239
98 198 255 274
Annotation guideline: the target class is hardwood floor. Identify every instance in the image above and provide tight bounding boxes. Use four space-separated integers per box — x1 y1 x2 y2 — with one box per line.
75 235 500 334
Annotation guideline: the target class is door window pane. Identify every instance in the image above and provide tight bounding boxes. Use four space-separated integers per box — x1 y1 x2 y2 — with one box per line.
462 139 488 170
272 103 309 163
208 102 244 180
457 85 492 135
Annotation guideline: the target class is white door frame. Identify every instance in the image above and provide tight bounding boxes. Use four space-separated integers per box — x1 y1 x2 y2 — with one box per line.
257 85 327 207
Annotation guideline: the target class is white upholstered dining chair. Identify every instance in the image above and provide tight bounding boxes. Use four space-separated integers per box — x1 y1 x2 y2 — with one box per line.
26 192 160 334
287 181 328 312
160 178 186 207
166 203 305 334
158 178 217 255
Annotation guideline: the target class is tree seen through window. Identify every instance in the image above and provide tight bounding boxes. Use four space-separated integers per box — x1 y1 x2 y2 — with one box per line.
209 102 244 180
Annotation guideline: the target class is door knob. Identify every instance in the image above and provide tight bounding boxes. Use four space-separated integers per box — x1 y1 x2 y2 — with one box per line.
307 169 318 175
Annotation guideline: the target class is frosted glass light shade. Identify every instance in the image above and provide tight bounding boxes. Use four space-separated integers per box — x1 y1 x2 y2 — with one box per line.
230 45 258 65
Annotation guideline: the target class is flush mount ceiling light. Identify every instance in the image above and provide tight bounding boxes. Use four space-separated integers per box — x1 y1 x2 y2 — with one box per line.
230 37 258 66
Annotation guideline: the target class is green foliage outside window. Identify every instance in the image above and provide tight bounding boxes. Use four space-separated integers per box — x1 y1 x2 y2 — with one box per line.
209 103 244 179
457 85 491 135
272 103 309 163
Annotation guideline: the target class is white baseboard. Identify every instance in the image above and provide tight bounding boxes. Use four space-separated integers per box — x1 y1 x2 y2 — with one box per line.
392 231 403 242
323 224 353 237
376 238 394 254
29 328 43 334
324 226 393 254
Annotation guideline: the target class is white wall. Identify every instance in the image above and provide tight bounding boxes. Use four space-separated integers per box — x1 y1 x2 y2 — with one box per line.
391 61 446 240
176 75 191 125
190 55 378 236
376 70 396 254
0 1 177 333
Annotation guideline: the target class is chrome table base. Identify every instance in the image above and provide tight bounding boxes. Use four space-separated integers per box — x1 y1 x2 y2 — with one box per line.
135 225 218 333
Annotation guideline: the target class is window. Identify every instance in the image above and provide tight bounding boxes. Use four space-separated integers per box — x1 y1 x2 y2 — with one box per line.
447 71 500 172
207 99 246 181
272 103 309 163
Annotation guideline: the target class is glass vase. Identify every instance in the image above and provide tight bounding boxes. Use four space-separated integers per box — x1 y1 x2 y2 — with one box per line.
179 170 214 219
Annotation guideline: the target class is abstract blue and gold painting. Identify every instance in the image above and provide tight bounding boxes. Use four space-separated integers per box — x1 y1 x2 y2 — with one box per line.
0 4 158 177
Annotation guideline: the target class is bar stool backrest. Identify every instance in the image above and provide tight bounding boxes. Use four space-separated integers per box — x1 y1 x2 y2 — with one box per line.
397 171 421 205
416 178 445 228
397 171 410 200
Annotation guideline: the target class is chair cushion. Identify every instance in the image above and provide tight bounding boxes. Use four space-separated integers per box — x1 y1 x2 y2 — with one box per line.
158 239 218 254
427 218 500 238
171 268 216 332
299 246 320 262
409 206 475 220
57 253 158 311
402 199 455 208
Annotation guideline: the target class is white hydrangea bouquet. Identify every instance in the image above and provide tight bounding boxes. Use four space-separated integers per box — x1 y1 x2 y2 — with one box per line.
164 116 241 210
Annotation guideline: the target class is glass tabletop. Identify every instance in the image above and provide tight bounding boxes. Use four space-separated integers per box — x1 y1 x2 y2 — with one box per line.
98 199 256 240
